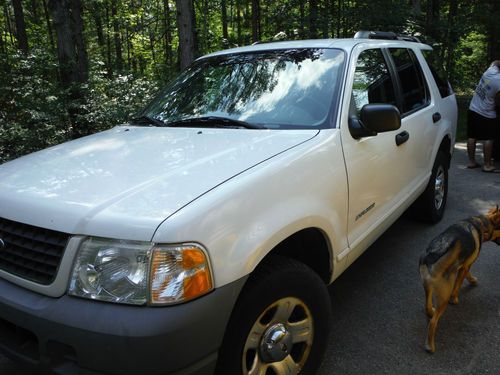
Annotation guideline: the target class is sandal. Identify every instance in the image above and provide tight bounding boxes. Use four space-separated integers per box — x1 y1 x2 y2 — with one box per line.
482 166 497 173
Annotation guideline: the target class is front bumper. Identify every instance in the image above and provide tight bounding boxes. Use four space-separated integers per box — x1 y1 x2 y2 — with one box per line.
0 276 247 375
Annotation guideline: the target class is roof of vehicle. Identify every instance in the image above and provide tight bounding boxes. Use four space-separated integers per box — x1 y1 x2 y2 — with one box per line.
200 37 431 60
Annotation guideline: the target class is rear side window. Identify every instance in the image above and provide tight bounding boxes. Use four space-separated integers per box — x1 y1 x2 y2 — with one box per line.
389 48 429 114
351 49 397 115
422 50 453 98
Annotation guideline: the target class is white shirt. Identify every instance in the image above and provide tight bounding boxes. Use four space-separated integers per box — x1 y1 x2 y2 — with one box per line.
469 65 500 118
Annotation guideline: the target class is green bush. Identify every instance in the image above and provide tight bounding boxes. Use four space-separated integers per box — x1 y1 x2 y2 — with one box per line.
0 49 69 163
0 51 159 164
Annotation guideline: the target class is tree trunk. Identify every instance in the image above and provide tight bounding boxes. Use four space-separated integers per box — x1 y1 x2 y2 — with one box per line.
329 0 335 37
322 0 329 38
105 4 113 77
48 0 88 83
201 0 209 52
48 0 89 138
485 0 500 62
426 0 440 41
299 0 305 38
91 2 105 50
236 0 241 44
30 0 41 25
411 0 421 16
49 0 77 86
149 29 156 65
221 0 228 40
337 0 342 38
42 0 55 51
12 0 29 53
91 0 109 74
309 0 318 39
445 0 458 78
163 0 173 67
70 0 88 82
251 0 260 43
0 20 4 54
3 3 15 46
111 0 123 71
176 0 195 70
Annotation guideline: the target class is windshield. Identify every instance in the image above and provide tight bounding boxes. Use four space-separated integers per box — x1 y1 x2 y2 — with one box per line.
140 48 345 129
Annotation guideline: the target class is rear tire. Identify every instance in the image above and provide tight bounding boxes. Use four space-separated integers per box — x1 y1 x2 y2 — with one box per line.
216 256 331 375
417 151 449 223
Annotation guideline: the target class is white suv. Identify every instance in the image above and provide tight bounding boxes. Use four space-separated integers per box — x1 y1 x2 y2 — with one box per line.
0 32 456 375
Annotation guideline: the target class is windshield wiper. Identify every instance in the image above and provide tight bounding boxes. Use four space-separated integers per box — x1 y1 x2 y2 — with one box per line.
167 116 264 129
131 115 166 127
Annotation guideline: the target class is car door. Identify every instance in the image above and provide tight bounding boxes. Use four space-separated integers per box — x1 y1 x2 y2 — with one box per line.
339 46 419 263
386 47 437 187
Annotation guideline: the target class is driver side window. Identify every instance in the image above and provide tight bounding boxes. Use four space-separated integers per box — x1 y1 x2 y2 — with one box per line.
351 49 397 116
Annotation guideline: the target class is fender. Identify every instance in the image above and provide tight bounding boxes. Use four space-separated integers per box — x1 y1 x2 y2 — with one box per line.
152 130 350 288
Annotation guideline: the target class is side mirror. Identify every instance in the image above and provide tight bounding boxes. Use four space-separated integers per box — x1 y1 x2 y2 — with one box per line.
349 104 401 139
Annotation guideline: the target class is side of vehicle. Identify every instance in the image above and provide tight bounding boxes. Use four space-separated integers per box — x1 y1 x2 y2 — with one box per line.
210 39 457 374
338 40 456 266
0 36 457 375
153 40 457 287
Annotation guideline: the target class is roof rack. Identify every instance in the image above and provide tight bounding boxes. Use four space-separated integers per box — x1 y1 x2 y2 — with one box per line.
354 30 421 43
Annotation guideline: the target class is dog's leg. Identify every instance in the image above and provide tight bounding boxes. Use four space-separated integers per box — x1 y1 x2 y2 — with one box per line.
465 269 478 285
425 275 455 353
424 280 435 318
421 264 435 318
450 267 468 305
425 300 448 353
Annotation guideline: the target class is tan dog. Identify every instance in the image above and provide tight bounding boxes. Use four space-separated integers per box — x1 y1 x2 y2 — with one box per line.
419 205 500 353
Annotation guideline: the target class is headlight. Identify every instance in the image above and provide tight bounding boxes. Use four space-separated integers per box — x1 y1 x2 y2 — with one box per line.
68 237 213 305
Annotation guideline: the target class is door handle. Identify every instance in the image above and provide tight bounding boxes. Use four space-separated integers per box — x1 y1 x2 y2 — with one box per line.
432 112 441 123
396 131 409 146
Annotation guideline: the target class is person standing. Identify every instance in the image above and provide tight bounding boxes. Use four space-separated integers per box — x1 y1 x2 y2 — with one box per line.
493 91 500 162
467 60 500 172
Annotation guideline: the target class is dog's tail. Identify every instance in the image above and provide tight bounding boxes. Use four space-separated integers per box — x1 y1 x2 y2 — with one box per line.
419 262 431 282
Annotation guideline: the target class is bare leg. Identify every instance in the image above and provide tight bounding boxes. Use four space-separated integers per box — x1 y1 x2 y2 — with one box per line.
467 138 478 167
483 140 495 170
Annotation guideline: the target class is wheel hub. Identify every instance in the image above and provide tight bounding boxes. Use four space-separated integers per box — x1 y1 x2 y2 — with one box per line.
259 323 293 363
434 166 445 209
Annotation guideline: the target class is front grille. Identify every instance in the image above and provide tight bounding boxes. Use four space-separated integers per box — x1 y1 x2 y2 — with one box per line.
0 217 69 285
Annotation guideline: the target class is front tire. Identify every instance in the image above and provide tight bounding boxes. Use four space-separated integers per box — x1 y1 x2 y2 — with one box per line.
216 256 331 375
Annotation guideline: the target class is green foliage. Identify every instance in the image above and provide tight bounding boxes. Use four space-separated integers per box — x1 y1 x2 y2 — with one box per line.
79 68 159 132
1 0 499 164
0 50 158 164
453 32 488 93
347 0 412 34
0 49 69 163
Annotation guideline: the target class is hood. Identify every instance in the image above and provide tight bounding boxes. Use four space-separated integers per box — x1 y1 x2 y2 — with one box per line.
0 126 318 240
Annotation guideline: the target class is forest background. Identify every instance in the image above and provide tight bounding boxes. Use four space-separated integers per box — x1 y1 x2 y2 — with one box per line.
0 0 499 163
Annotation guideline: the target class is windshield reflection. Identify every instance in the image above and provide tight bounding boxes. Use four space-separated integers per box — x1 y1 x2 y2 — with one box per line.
142 48 345 129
